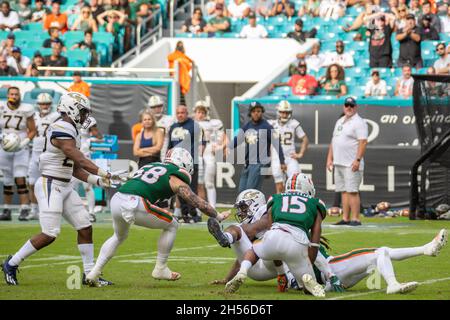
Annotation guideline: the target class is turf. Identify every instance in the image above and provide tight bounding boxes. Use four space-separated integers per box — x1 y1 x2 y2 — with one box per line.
0 214 449 300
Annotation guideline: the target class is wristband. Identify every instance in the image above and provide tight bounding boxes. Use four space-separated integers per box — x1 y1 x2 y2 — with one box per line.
87 174 99 186
97 168 108 178
309 242 320 248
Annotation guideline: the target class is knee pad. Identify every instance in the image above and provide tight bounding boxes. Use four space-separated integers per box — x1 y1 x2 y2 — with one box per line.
3 185 14 196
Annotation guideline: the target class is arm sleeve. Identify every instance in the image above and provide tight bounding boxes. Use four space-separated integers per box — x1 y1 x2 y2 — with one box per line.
167 125 174 149
355 119 369 140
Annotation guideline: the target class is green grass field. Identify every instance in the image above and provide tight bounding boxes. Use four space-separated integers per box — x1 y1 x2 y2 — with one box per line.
0 213 449 300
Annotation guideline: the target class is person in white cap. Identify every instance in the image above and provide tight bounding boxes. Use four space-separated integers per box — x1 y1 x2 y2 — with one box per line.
147 95 175 159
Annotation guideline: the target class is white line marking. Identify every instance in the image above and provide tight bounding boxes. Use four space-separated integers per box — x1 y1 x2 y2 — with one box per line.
326 276 450 300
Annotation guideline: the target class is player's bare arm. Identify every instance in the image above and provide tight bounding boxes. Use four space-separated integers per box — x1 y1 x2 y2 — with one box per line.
241 213 271 241
26 116 37 141
308 213 323 263
211 259 241 285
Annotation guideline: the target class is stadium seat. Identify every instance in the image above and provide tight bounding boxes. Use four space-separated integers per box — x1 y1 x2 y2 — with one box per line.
62 31 85 43
25 22 43 31
0 88 8 100
28 89 56 99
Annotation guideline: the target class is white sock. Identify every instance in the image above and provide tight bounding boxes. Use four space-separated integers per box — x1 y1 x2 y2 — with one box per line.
20 204 30 210
31 203 38 214
85 186 95 214
240 260 252 275
78 243 94 275
224 232 234 245
156 221 178 269
387 247 425 261
377 248 398 287
9 240 37 266
174 207 181 217
206 188 217 208
3 204 10 209
90 234 123 277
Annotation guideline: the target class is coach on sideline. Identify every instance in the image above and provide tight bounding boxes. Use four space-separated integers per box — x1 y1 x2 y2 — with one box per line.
230 101 286 193
327 97 368 226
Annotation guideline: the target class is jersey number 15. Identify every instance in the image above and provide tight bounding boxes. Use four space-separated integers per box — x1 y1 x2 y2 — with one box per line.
281 196 308 214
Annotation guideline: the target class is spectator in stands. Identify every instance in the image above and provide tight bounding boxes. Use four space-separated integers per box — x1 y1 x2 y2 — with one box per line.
181 7 207 34
69 71 91 97
0 33 16 59
286 18 317 44
66 0 87 15
133 110 163 168
298 0 320 17
320 63 347 97
206 0 229 17
394 64 414 98
0 56 18 76
89 0 105 23
136 2 152 30
71 5 99 32
394 4 409 30
0 1 21 31
7 47 31 75
228 0 251 18
271 0 295 17
204 4 231 34
97 9 127 37
319 0 346 20
240 11 268 38
25 52 45 76
408 0 421 16
323 40 355 68
297 42 325 72
327 96 368 226
71 30 99 67
343 1 380 37
167 41 193 98
425 66 448 96
419 1 441 32
418 14 440 40
367 13 395 68
434 42 450 74
396 14 423 68
44 1 68 33
270 60 318 95
254 0 273 18
117 0 135 52
13 0 32 24
441 5 450 33
31 0 49 23
43 40 68 76
43 27 66 50
364 69 388 96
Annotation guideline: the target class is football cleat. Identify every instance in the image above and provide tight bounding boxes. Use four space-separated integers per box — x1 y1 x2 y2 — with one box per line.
207 217 230 248
0 209 12 221
82 273 114 287
386 281 418 294
2 255 19 286
329 275 345 292
302 274 325 298
286 271 300 290
18 209 30 221
424 229 448 256
224 271 246 294
152 267 181 281
89 213 96 223
277 274 288 292
25 211 39 221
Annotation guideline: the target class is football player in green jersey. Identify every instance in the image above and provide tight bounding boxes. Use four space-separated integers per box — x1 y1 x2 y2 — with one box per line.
224 173 327 297
85 148 230 286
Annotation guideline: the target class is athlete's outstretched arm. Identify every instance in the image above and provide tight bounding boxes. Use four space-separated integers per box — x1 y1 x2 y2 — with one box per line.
170 176 229 221
211 259 241 285
241 213 271 241
309 213 322 263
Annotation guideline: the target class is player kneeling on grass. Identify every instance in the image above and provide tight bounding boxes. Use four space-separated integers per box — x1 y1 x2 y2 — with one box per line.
217 173 327 297
313 229 448 294
208 189 300 291
1 92 120 286
85 148 230 286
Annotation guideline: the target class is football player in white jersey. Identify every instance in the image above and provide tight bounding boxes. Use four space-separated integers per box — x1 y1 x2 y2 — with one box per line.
72 115 103 223
268 100 309 193
27 93 60 221
147 95 175 159
1 92 117 286
194 100 227 208
0 87 37 221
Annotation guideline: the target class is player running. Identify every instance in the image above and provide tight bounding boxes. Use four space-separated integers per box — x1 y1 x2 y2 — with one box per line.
72 115 103 222
214 173 327 297
194 100 227 208
268 100 309 193
0 86 37 221
85 147 230 286
1 92 118 286
27 93 60 221
313 229 448 294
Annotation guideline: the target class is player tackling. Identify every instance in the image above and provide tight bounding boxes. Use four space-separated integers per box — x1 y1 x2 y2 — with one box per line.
85 148 230 286
2 92 118 286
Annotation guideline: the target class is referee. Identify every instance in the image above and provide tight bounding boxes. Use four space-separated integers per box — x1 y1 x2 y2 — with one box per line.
231 102 286 193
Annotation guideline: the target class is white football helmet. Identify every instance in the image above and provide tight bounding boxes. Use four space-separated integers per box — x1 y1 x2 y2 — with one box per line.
277 100 292 123
57 92 91 129
234 189 266 223
164 147 194 177
148 95 164 117
285 173 315 197
36 93 53 115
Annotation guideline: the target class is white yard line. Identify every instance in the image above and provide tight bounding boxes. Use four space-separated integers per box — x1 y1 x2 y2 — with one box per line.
326 276 450 300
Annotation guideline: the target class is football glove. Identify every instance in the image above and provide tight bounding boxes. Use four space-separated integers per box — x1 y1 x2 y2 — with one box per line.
17 137 31 150
329 275 345 293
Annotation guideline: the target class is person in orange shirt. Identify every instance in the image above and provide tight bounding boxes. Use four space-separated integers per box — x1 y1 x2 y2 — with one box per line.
43 1 68 33
167 41 193 96
68 71 90 97
131 109 145 141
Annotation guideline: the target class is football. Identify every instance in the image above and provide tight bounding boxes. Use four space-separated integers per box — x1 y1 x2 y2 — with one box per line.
1 133 21 152
327 206 342 216
376 201 391 212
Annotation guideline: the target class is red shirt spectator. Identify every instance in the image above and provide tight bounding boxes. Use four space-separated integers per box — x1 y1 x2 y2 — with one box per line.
270 60 318 96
